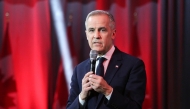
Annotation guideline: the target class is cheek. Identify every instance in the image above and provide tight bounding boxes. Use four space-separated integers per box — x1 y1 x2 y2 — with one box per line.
87 35 90 40
86 35 91 41
86 35 89 40
87 36 92 44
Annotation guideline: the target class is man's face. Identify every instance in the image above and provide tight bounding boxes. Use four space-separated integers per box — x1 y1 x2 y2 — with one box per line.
85 14 116 55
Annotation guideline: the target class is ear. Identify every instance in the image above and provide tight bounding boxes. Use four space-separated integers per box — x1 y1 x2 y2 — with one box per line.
85 30 89 40
111 29 116 39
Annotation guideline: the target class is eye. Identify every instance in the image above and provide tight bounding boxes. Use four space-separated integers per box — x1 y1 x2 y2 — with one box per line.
99 28 107 32
88 29 94 32
101 29 106 32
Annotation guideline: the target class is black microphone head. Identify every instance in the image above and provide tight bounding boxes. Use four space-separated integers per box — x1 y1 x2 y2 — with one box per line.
90 50 98 61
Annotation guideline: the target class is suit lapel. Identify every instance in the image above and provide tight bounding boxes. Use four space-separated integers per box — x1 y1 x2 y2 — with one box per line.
85 60 91 73
104 47 122 84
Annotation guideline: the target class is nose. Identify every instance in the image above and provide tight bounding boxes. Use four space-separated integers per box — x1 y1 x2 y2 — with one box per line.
94 31 100 39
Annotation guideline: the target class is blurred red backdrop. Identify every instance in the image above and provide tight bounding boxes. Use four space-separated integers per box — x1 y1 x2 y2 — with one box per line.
0 0 190 109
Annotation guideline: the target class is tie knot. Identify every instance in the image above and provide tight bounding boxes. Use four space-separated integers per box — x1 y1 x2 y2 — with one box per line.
96 57 106 76
98 57 106 64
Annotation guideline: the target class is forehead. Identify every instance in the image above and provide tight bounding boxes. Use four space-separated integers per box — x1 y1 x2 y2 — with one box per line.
86 14 110 28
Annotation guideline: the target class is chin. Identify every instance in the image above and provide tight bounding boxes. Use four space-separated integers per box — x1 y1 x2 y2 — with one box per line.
97 50 106 55
92 47 104 53
93 48 102 52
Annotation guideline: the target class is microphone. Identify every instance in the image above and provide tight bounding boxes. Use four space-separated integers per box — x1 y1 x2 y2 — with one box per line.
89 50 98 74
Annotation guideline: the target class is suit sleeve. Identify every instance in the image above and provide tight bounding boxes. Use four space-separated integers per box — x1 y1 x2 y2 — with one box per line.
105 59 146 109
66 66 81 109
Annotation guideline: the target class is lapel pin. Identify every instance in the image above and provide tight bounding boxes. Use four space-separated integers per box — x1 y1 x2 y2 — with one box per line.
115 65 119 68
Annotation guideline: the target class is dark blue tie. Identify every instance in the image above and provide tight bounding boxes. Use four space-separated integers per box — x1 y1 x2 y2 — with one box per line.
86 57 106 108
96 57 106 77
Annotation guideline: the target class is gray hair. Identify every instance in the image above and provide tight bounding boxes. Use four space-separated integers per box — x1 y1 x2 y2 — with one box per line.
85 10 115 30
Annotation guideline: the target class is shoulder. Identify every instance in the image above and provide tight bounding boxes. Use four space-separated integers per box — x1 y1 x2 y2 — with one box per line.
73 58 90 71
114 47 144 65
72 58 90 80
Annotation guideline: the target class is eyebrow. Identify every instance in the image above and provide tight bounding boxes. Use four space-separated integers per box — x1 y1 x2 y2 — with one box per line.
98 27 106 31
88 27 107 30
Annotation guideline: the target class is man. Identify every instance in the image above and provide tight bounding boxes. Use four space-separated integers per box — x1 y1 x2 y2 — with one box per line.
66 10 146 109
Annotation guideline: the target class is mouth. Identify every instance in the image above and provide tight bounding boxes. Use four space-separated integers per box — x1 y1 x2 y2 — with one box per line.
93 40 102 44
93 41 101 44
93 41 102 45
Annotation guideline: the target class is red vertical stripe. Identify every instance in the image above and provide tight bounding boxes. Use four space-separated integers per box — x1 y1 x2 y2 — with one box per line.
53 61 69 109
3 0 51 108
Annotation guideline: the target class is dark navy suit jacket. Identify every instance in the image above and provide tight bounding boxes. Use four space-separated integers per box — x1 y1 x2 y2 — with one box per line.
66 47 146 109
